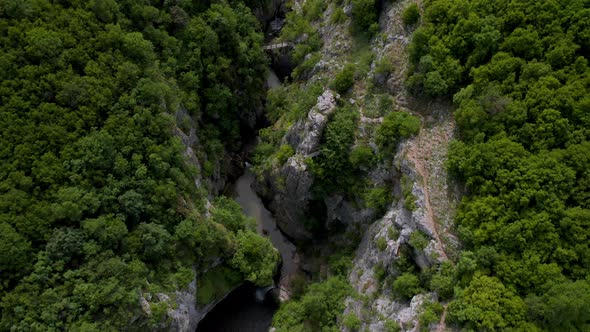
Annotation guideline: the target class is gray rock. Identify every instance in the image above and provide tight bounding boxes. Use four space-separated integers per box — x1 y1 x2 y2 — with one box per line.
140 296 151 316
272 155 314 240
264 90 338 240
343 4 353 16
168 280 199 332
156 293 171 303
269 18 286 34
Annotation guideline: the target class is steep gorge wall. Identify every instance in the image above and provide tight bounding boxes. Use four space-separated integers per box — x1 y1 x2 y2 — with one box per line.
254 0 461 330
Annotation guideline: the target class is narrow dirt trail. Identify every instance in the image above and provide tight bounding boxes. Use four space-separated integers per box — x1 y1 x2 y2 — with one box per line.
405 120 455 262
436 305 448 332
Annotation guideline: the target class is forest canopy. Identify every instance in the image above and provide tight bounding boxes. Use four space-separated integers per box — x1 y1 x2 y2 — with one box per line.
409 0 590 330
0 0 276 330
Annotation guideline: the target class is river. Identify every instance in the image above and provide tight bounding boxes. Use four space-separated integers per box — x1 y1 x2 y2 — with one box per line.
234 171 298 280
196 71 297 332
196 170 298 332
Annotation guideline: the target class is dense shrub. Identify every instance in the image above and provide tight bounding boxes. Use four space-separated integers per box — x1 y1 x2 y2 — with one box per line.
448 275 527 330
351 0 378 32
393 273 422 300
376 236 388 251
365 186 391 214
310 106 358 196
231 230 280 286
419 301 444 328
376 111 421 154
401 175 418 211
276 144 295 165
409 231 430 250
332 63 357 94
350 145 376 169
402 3 420 26
343 313 362 330
273 277 353 331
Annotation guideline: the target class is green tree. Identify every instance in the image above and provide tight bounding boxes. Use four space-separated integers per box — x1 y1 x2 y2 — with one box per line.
351 0 377 32
310 106 358 196
449 275 526 331
392 273 421 300
331 64 356 94
273 277 353 331
402 3 420 26
526 280 590 331
230 230 279 286
376 111 420 154
0 223 31 284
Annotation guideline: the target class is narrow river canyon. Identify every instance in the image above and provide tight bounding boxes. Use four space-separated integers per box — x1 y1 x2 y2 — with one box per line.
196 70 297 331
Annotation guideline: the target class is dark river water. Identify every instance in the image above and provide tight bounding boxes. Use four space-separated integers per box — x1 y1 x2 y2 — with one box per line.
234 171 298 278
195 283 276 332
196 170 298 331
196 69 291 332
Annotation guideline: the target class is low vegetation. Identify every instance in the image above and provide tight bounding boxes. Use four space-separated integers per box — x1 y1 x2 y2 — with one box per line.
332 63 357 94
272 277 353 331
376 111 421 155
402 3 421 26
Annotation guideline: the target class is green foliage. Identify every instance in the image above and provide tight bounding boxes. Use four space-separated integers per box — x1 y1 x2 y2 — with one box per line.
401 175 418 211
276 145 295 165
413 1 590 329
376 111 421 155
273 277 353 331
332 63 357 94
419 301 444 330
374 263 387 282
196 266 242 305
355 48 376 76
448 275 527 331
409 231 430 250
392 273 422 300
376 236 388 251
350 145 376 169
328 252 353 277
254 81 324 176
351 0 378 34
302 0 328 21
263 81 324 124
384 320 402 332
0 223 31 286
292 52 321 79
310 106 358 196
402 3 421 26
330 7 347 25
0 0 271 329
374 56 394 76
364 186 391 214
429 262 457 300
211 196 256 232
526 279 590 331
280 1 323 68
230 230 280 286
388 226 400 241
364 93 396 118
343 312 362 330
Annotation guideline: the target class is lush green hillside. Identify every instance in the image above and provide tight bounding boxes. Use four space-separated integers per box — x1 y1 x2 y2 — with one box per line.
410 0 590 330
0 0 277 330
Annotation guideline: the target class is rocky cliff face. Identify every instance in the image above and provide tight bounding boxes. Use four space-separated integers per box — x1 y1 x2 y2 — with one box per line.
258 90 338 240
344 117 459 331
256 0 461 330
140 86 264 331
